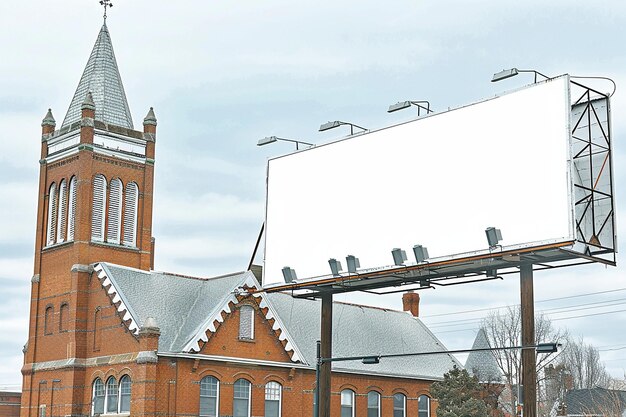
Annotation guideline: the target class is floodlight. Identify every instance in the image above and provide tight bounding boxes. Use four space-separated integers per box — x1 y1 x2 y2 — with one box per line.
420 279 430 288
491 68 549 83
391 248 408 266
319 120 367 136
257 136 278 146
536 343 558 353
257 136 314 150
491 68 519 82
362 356 380 364
412 245 429 263
486 269 498 278
485 227 503 248
345 255 360 273
281 266 297 283
328 258 343 276
388 100 432 116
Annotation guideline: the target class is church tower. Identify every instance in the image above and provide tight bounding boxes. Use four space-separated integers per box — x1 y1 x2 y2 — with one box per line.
22 17 158 417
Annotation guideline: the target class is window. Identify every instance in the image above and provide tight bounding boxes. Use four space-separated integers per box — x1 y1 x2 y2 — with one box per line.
393 393 406 417
92 378 105 415
119 375 131 413
233 379 251 417
265 381 282 417
418 395 430 417
340 390 354 417
122 182 138 246
107 178 122 244
44 306 54 335
367 391 380 417
59 303 69 332
200 376 219 417
39 405 46 417
91 175 107 241
105 377 119 413
67 176 77 241
239 305 255 340
57 179 67 243
46 183 57 245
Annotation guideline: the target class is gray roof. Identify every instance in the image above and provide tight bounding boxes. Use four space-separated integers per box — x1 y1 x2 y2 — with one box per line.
464 328 502 382
566 388 626 416
267 292 460 380
61 23 134 129
99 263 248 352
98 262 459 380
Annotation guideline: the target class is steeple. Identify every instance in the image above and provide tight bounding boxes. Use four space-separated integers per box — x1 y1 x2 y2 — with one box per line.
61 23 134 129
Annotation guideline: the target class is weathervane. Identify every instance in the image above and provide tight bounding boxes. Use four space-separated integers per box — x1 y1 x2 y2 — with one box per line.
99 0 113 20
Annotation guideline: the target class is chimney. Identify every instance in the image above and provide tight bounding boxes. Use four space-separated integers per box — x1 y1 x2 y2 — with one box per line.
402 291 420 317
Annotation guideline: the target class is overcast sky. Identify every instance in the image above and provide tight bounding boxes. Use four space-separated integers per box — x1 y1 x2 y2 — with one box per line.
1 0 626 390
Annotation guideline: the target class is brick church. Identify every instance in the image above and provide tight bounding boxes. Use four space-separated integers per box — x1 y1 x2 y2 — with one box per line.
21 18 459 417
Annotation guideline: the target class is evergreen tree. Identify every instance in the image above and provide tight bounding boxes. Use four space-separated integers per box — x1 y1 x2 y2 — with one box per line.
430 365 490 417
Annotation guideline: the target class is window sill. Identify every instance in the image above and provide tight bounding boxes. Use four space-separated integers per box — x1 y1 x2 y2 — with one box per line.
238 338 256 343
96 413 130 417
42 240 74 251
90 240 140 251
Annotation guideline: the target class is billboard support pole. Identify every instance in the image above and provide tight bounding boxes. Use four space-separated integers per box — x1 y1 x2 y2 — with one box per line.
520 263 536 417
319 292 333 417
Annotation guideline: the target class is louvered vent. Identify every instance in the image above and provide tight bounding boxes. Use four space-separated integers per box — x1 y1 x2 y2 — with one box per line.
107 178 123 244
91 175 107 241
67 177 77 241
56 180 67 243
46 183 57 246
238 305 255 340
123 182 138 247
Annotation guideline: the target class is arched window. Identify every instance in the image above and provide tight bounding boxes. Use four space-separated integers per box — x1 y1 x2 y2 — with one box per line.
91 175 107 242
367 391 380 417
418 395 431 417
239 305 255 340
67 176 77 241
200 376 219 417
107 178 123 244
57 179 67 243
44 306 54 335
59 303 69 332
105 377 118 414
265 381 282 417
46 183 57 245
92 378 105 415
119 375 131 413
233 379 251 417
340 389 354 417
122 182 138 247
393 393 406 417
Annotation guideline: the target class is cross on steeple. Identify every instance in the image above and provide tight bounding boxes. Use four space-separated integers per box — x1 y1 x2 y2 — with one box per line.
99 0 113 20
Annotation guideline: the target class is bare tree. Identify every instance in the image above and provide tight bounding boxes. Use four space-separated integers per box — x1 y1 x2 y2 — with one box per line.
559 336 612 390
482 306 567 415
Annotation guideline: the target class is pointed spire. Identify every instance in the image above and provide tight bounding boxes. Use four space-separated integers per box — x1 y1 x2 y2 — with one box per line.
61 23 133 129
41 108 56 127
82 92 96 111
143 107 157 126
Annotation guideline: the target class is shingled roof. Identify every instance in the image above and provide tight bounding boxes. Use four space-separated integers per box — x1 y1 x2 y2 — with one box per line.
95 262 460 380
566 388 626 416
61 23 134 129
464 328 502 382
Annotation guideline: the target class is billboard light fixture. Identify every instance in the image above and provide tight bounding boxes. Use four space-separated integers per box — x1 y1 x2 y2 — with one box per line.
536 343 559 353
319 120 367 136
328 258 343 276
391 248 408 266
257 136 314 150
388 100 432 116
413 245 429 263
346 255 360 273
491 68 550 83
485 227 503 248
420 279 430 288
281 266 298 283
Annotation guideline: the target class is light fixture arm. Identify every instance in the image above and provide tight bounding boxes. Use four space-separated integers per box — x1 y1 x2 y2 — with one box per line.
257 136 314 150
516 69 550 83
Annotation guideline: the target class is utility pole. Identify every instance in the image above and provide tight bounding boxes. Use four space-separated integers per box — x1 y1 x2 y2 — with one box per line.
520 263 536 417
319 293 333 417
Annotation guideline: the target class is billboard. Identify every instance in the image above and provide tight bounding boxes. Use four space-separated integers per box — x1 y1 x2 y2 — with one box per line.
262 75 615 287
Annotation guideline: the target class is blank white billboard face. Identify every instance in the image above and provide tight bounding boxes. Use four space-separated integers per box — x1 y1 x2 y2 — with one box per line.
263 76 573 285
